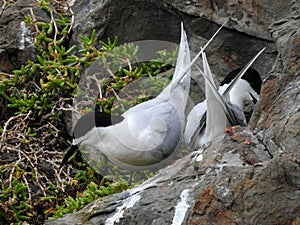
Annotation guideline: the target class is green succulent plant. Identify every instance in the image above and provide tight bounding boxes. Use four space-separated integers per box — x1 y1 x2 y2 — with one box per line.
0 1 178 224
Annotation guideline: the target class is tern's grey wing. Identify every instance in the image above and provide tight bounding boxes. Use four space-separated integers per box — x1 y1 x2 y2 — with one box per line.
200 52 235 128
159 23 191 104
198 52 241 126
198 66 240 125
173 22 190 82
184 101 207 150
118 98 182 162
126 97 182 140
226 102 247 126
148 104 182 160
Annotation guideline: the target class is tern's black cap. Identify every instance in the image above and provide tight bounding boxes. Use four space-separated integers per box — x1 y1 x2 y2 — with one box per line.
73 111 124 139
220 67 262 95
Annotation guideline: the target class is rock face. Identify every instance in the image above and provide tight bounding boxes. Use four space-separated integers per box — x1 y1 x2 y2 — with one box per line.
252 1 300 158
1 0 299 224
69 0 277 104
169 0 293 41
0 0 49 73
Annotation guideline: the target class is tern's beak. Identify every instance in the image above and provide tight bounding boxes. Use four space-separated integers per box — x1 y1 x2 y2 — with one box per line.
60 143 79 169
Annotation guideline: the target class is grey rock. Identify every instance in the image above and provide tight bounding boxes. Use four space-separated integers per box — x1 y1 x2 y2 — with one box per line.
0 0 49 72
168 0 293 41
252 0 300 157
71 0 182 46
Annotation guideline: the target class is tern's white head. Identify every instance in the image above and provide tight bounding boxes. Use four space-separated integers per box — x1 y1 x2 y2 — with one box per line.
218 67 262 110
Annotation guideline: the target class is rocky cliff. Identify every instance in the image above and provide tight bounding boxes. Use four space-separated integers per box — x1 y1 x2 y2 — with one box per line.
1 0 299 224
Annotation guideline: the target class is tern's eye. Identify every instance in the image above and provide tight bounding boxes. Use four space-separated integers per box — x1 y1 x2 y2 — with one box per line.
249 92 257 104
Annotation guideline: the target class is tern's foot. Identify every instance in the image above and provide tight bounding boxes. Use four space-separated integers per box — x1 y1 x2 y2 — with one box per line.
191 149 204 162
191 142 211 163
224 126 236 136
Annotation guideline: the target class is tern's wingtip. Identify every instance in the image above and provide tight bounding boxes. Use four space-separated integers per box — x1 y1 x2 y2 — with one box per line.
180 22 187 41
180 21 184 28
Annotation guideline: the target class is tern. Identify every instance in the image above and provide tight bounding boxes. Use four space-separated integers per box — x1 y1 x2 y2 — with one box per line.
60 21 228 170
184 47 265 151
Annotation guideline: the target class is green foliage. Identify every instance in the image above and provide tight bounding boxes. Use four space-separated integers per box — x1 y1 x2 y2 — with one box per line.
1 13 80 116
89 48 175 114
0 164 129 223
50 174 128 219
0 1 178 225
0 166 33 223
